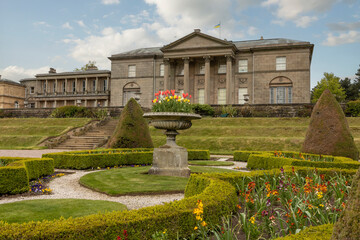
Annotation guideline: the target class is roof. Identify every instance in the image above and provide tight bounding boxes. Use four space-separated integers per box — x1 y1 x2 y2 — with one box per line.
110 37 311 59
35 69 111 78
0 78 24 87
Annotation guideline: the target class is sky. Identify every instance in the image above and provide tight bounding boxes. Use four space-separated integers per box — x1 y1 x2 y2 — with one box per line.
0 0 359 88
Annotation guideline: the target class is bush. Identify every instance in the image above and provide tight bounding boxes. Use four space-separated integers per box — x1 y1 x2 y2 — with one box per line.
346 99 360 117
42 149 209 169
0 158 54 195
233 151 266 162
191 104 215 116
51 106 95 118
107 98 154 148
221 105 237 117
245 151 360 170
239 106 252 117
275 224 333 240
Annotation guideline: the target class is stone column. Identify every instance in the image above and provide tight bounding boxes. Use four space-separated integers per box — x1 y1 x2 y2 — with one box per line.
183 57 190 94
95 77 98 93
164 59 170 90
65 78 68 95
106 76 109 92
55 79 58 95
35 79 38 94
45 79 48 95
226 55 233 104
54 100 57 108
204 56 211 104
85 77 88 93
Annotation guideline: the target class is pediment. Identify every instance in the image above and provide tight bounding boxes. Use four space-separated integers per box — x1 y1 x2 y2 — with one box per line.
161 31 234 52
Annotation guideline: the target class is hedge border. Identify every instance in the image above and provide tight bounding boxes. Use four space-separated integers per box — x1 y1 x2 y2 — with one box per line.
42 148 210 169
233 151 360 170
274 224 333 240
0 158 54 195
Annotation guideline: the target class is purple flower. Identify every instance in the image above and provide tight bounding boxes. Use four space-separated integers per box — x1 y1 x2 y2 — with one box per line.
266 199 271 207
262 210 268 217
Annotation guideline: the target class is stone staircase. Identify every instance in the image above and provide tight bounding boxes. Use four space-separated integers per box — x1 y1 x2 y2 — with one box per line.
53 119 118 150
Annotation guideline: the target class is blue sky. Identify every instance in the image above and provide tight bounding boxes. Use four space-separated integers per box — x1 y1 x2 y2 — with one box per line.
0 0 359 88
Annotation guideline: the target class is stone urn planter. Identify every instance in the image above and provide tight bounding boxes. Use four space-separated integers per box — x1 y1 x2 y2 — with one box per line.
143 112 201 177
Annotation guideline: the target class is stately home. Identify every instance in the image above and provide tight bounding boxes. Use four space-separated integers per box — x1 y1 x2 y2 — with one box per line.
109 29 313 108
18 29 313 109
0 76 25 108
20 67 111 108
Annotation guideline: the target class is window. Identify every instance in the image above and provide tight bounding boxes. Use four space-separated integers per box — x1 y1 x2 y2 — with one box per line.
179 66 184 75
160 64 164 77
218 64 226 74
238 88 248 104
128 65 136 77
276 57 286 71
30 103 35 108
199 64 205 74
63 82 66 93
14 101 19 108
238 60 248 72
93 80 96 92
276 87 286 103
104 79 107 91
72 81 76 93
288 87 292 103
198 89 205 104
218 88 226 104
30 87 34 94
82 80 86 92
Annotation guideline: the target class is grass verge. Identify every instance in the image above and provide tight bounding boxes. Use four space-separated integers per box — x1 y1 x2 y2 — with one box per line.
0 199 127 224
79 166 235 196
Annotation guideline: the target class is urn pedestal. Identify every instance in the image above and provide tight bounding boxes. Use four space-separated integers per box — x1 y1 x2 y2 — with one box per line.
143 112 201 177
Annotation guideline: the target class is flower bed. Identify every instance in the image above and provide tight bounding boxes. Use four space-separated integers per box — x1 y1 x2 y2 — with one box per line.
42 148 210 169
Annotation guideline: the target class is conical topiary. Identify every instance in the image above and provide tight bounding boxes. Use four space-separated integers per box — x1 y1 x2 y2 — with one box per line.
106 98 153 148
331 167 360 240
301 89 359 160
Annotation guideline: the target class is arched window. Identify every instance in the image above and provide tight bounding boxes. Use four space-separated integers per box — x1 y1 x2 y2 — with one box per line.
123 82 141 105
14 101 19 108
269 76 293 104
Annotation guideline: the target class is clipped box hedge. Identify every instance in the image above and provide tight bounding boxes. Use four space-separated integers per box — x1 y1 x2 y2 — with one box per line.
240 151 360 170
0 173 237 239
0 157 54 195
43 148 210 169
274 224 333 240
233 151 267 162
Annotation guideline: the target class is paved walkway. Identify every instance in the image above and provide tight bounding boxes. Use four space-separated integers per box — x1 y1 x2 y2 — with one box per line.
0 150 248 210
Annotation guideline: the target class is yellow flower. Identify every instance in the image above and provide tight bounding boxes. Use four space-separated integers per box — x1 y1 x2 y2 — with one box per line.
178 99 181 102
317 192 323 199
163 229 167 234
319 204 324 207
170 96 173 99
195 215 202 221
194 226 198 230
250 216 256 224
201 221 207 227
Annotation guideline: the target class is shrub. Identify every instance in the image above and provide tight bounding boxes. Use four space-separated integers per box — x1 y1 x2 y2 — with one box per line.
239 106 252 117
233 151 266 162
345 99 360 117
51 106 95 118
275 224 333 240
221 105 237 117
191 104 215 116
0 158 54 195
107 98 154 148
42 149 209 169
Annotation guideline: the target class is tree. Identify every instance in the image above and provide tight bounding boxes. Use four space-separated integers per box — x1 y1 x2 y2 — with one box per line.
74 61 97 71
339 64 360 101
311 72 346 103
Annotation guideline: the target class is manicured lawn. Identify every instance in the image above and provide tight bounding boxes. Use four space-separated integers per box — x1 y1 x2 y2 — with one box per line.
150 117 360 154
0 199 127 224
0 118 90 149
189 160 234 166
79 166 235 196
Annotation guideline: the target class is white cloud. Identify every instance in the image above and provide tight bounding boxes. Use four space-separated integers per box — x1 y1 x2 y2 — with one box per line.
0 66 50 82
323 30 360 46
63 27 160 69
62 22 73 30
76 20 86 28
328 21 360 31
33 21 51 27
101 0 120 5
262 0 337 27
121 10 151 26
247 26 258 36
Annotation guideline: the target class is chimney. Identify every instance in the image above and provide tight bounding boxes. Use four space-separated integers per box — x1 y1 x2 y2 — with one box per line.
260 36 264 40
86 65 98 71
49 68 56 74
194 29 201 33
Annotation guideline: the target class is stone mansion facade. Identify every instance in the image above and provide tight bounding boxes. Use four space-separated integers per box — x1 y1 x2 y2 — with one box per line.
19 29 313 109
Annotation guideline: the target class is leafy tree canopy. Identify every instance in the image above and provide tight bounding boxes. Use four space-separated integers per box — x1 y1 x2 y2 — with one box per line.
74 61 97 71
311 72 346 103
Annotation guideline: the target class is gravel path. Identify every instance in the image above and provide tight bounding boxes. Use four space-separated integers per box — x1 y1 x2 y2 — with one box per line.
0 150 247 210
